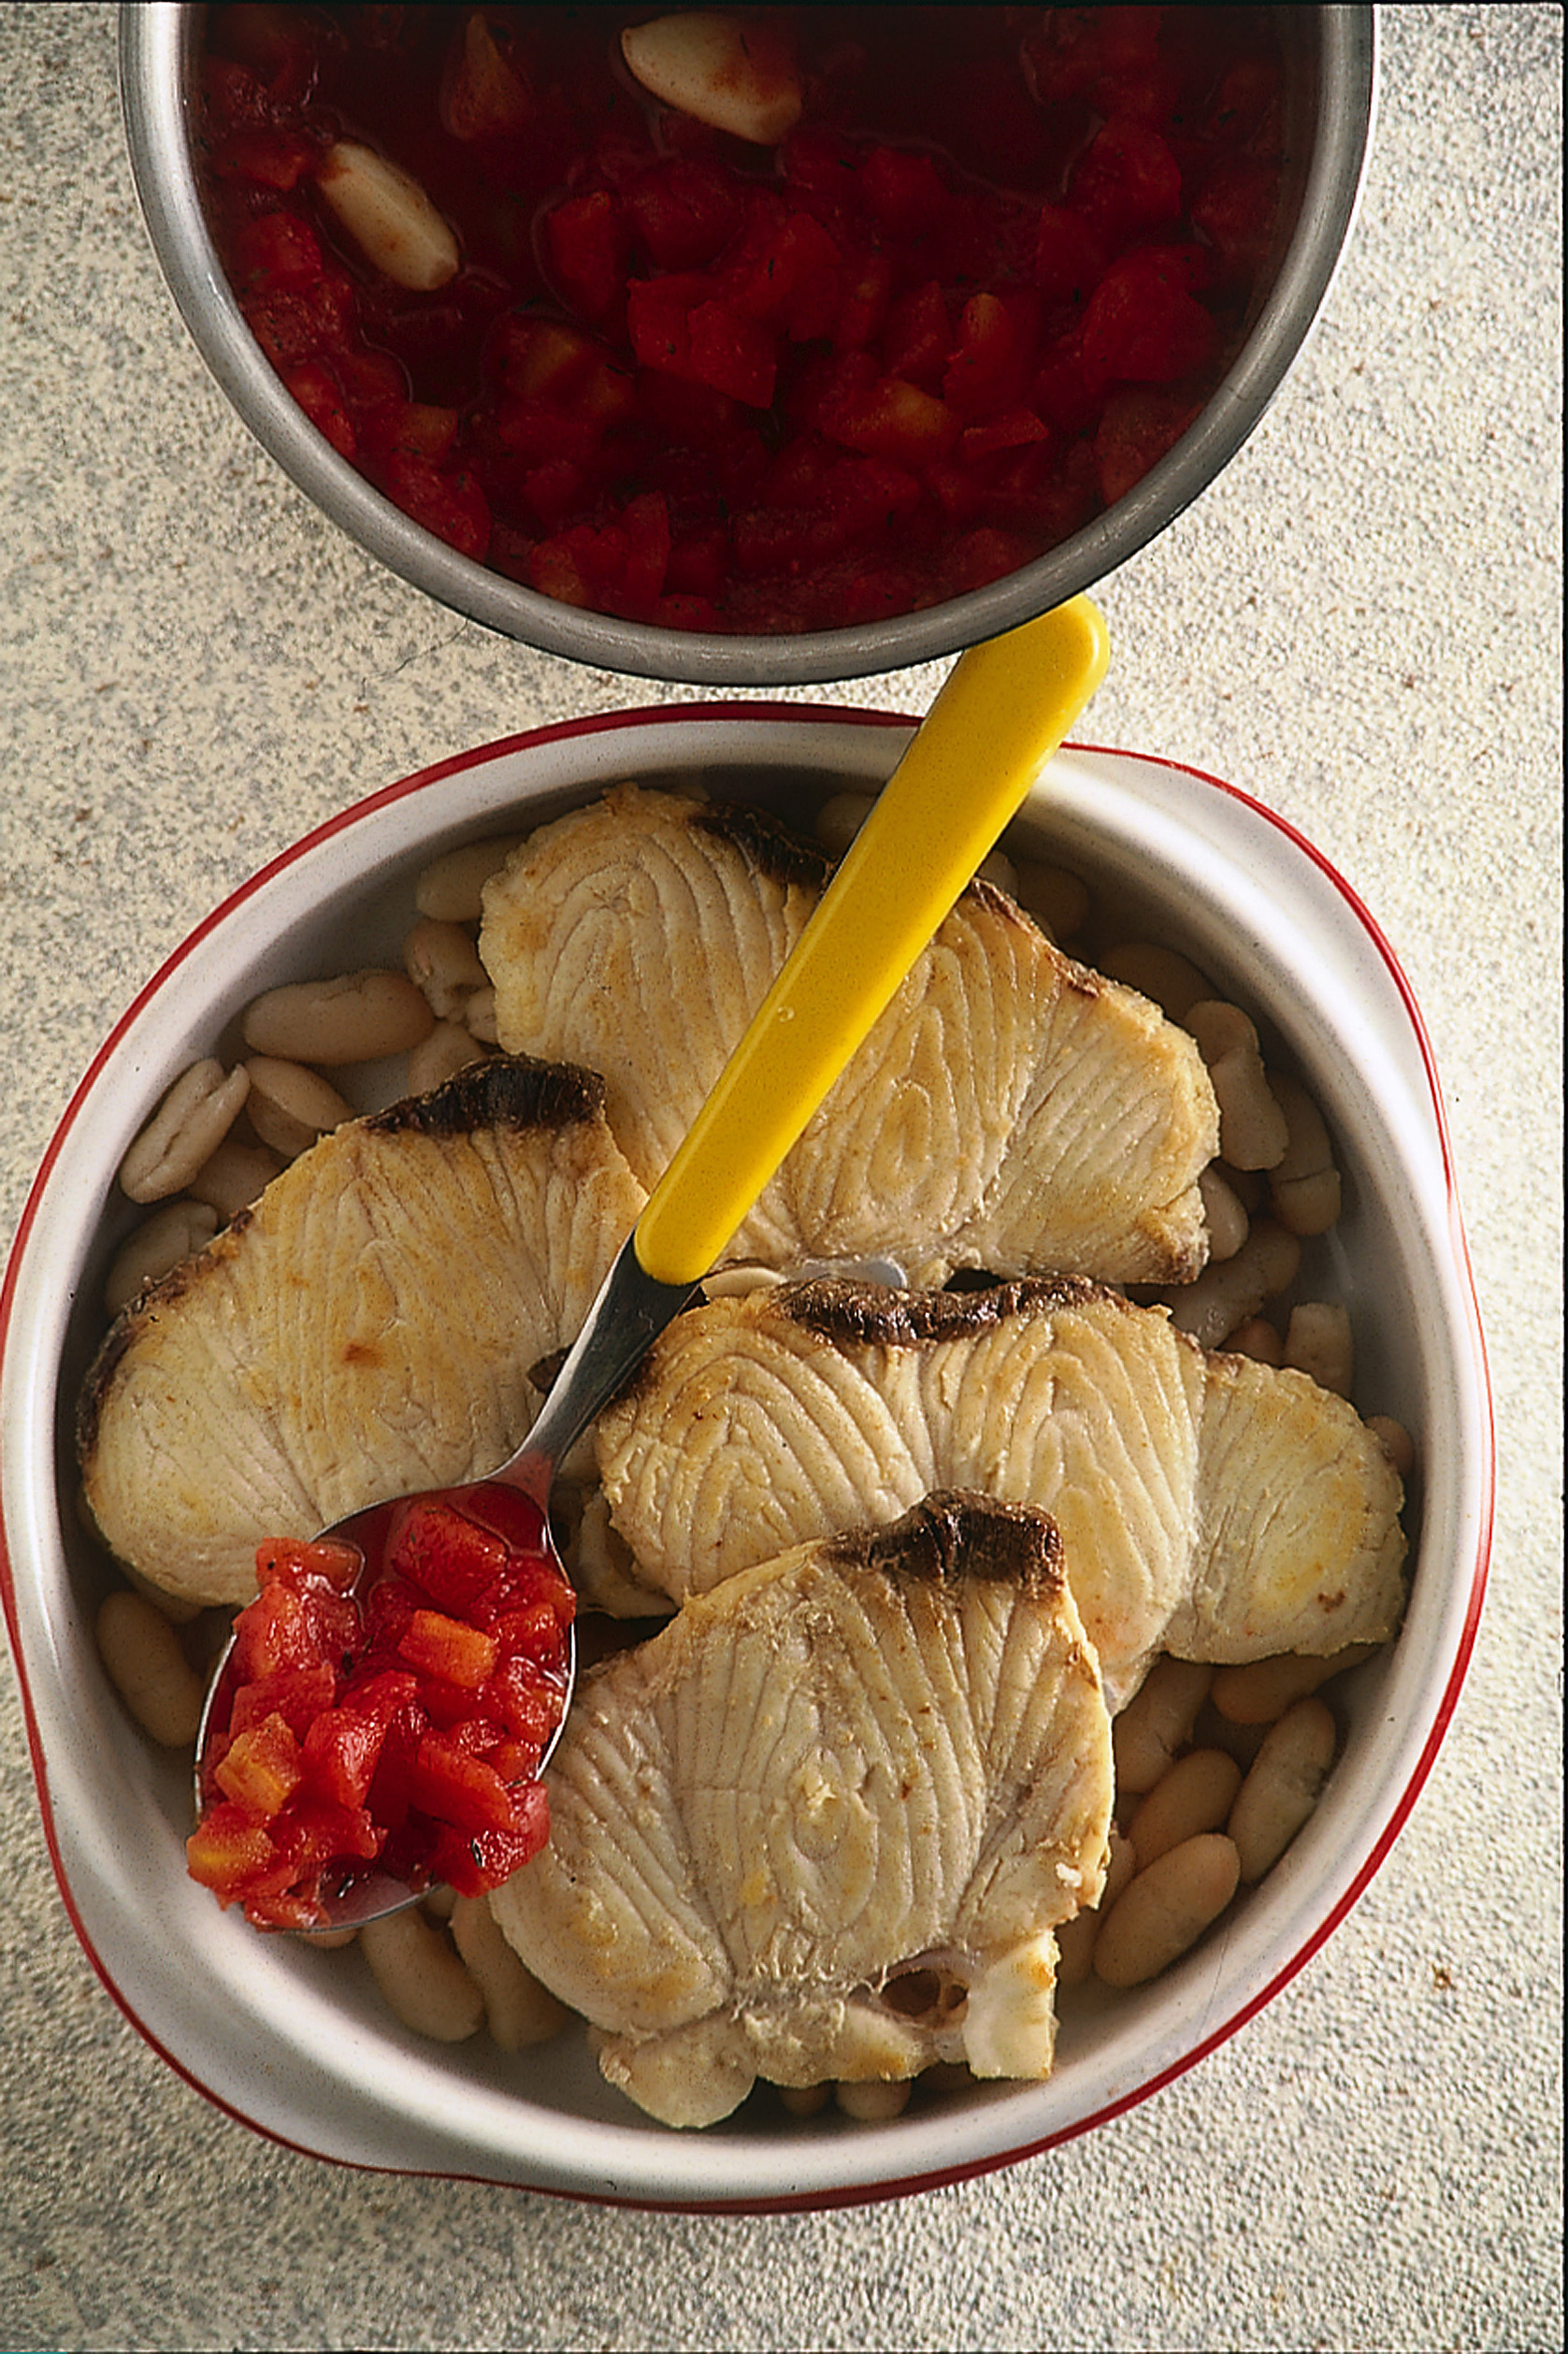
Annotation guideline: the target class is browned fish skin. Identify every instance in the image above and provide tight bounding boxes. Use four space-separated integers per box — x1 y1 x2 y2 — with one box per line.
595 1277 1407 1703
491 1492 1114 2128
78 1057 648 1605
480 783 1217 1286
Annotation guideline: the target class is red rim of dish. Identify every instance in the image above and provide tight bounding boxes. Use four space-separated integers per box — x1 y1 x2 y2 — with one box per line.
0 706 1494 2213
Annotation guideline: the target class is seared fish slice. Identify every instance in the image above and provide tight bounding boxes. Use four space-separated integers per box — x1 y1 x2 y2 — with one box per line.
78 1059 647 1606
491 1492 1113 2129
480 783 1218 1286
595 1278 1407 1705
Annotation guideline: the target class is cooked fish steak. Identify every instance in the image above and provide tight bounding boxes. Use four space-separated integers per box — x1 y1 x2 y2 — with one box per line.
490 1492 1114 2128
78 1059 647 1605
595 1278 1408 1703
480 783 1218 1286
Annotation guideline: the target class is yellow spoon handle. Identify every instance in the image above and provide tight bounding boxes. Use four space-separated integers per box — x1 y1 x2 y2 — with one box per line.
632 594 1110 1289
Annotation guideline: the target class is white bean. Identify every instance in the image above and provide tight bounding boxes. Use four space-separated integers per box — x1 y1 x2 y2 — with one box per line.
450 1897 570 2050
834 2077 912 2121
116 1557 205 1625
316 140 459 291
1227 1314 1283 1365
814 790 873 859
1092 1833 1241 1988
1284 1301 1355 1397
777 2082 831 2116
103 1198 220 1314
1100 941 1212 1021
1055 1827 1136 1986
359 1911 485 2042
1011 859 1090 944
442 12 534 142
241 970 435 1065
1160 1218 1302 1350
1210 1644 1380 1726
118 1060 251 1204
1129 1748 1244 1870
1184 1001 1290 1170
94 1589 206 1747
403 917 489 1021
621 12 803 145
185 1138 287 1222
1198 1164 1249 1262
1228 1697 1338 1882
975 846 1018 895
406 1020 489 1094
464 985 499 1046
1268 1073 1343 1235
242 1058 354 1160
1367 1414 1417 1478
417 833 526 923
1113 1656 1213 1794
701 1264 784 1300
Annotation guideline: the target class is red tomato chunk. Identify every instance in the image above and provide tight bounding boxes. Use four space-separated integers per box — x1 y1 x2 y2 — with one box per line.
188 1486 574 1928
197 6 1288 635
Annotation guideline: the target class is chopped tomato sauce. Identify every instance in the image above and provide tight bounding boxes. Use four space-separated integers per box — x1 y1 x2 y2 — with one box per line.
198 6 1287 634
189 1485 573 1929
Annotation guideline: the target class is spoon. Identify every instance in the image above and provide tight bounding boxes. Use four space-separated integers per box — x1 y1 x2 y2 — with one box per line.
194 593 1111 1928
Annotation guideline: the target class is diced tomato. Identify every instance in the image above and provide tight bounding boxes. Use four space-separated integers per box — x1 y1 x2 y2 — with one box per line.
528 528 599 611
1080 248 1219 390
544 189 630 325
284 355 359 457
832 253 894 356
214 1711 304 1821
946 526 1039 595
881 281 951 389
815 358 960 469
626 156 741 270
232 1578 346 1682
301 1705 389 1809
186 1803 281 1899
225 1661 338 1746
334 348 408 412
198 5 1287 639
1032 207 1109 309
655 591 724 631
959 406 1051 463
410 1732 517 1836
942 290 1041 421
381 454 491 560
202 55 272 137
428 1785 550 1897
521 456 589 529
1201 54 1285 150
243 273 356 371
1070 115 1186 241
626 274 700 375
858 146 949 239
397 1607 499 1691
1190 153 1285 281
209 129 318 193
384 1495 511 1611
665 527 728 599
726 208 842 341
492 316 597 404
685 301 776 409
1094 385 1203 503
359 400 459 464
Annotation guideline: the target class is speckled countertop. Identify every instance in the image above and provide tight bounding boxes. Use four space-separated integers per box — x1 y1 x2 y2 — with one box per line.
0 7 1561 2350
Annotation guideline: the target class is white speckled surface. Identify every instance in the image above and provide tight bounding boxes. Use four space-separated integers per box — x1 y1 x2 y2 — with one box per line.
0 7 1560 2349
